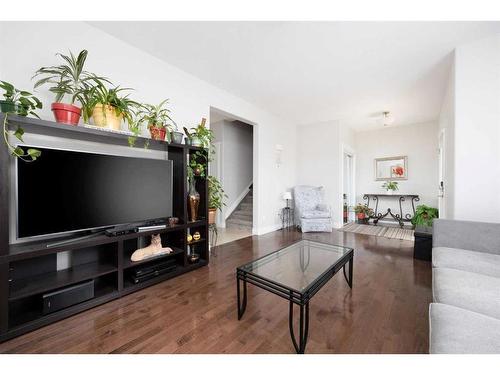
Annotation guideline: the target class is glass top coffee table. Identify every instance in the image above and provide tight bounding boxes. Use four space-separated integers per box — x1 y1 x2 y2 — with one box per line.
236 239 354 353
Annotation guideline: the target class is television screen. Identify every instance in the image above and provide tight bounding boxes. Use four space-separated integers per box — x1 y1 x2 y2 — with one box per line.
17 146 173 239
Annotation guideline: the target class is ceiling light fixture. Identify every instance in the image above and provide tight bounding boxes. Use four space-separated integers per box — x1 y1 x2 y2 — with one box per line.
382 111 394 126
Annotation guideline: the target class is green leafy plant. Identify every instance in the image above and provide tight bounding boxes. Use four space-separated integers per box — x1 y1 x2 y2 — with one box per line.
136 99 177 142
208 175 228 211
83 82 139 125
0 80 42 161
187 150 208 181
382 181 399 191
411 205 439 227
33 49 108 107
353 203 373 216
183 118 214 148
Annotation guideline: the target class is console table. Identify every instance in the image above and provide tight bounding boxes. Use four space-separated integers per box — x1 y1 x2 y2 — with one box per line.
363 193 420 228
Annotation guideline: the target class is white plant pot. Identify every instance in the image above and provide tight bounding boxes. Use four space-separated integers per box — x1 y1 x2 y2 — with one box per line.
386 190 393 195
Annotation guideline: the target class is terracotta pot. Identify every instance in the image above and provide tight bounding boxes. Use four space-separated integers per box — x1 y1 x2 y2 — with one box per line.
208 208 217 224
92 104 123 130
51 103 81 125
356 212 365 220
149 125 167 141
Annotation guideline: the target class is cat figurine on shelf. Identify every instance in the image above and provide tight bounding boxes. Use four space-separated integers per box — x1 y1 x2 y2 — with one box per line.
131 234 173 262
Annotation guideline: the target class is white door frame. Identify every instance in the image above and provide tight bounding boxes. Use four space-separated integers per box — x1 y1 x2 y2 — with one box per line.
209 106 257 233
438 128 446 218
340 144 356 227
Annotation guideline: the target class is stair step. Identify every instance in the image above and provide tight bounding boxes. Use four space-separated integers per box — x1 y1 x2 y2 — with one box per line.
230 212 253 221
226 218 252 226
239 203 252 209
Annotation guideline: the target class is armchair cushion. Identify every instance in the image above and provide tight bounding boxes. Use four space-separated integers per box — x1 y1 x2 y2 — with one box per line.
302 210 331 219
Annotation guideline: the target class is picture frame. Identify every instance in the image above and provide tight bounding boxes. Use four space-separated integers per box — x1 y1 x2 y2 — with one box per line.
374 156 408 181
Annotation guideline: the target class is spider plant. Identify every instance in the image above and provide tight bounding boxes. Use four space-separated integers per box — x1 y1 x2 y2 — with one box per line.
183 118 213 148
33 50 108 125
136 99 177 142
0 80 42 161
84 81 140 128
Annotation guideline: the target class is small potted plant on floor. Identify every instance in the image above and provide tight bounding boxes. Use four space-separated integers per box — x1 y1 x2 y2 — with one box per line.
208 175 227 224
0 80 42 161
84 82 139 131
136 99 178 142
183 118 213 148
382 181 399 195
33 50 107 126
411 205 439 227
354 204 373 224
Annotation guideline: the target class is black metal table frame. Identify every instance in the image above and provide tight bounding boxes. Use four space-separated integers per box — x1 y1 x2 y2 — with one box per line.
363 193 420 228
236 244 354 354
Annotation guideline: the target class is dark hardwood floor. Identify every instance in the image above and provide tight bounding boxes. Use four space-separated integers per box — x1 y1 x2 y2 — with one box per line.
0 228 432 354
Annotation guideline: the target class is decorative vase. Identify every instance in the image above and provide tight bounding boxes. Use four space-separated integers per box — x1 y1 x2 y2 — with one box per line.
51 102 81 125
188 179 200 222
92 104 123 130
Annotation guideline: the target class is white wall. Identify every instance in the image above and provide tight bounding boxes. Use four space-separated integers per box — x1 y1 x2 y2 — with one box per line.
438 58 455 219
297 121 355 227
355 122 439 212
452 34 500 223
0 21 296 235
211 120 253 225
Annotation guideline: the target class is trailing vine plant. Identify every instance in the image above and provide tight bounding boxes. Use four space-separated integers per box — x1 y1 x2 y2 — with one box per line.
0 81 42 161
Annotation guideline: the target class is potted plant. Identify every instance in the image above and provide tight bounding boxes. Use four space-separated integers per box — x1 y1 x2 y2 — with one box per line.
353 204 373 224
411 205 439 227
207 175 227 224
183 118 213 148
84 82 139 131
382 181 399 195
33 50 106 126
136 99 176 142
0 80 42 161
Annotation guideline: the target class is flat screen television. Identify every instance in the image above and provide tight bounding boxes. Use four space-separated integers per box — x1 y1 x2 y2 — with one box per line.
16 146 173 239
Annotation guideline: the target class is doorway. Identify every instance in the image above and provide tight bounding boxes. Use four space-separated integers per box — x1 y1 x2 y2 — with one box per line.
209 108 254 246
342 147 356 224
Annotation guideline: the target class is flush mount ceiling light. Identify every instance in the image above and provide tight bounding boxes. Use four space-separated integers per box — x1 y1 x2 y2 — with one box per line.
382 111 394 126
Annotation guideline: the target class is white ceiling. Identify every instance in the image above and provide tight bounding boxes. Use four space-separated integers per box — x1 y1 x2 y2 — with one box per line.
90 21 500 131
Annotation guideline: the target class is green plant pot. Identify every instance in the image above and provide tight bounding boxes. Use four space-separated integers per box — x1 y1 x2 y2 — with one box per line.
185 138 192 146
190 136 203 147
0 100 17 114
170 131 184 144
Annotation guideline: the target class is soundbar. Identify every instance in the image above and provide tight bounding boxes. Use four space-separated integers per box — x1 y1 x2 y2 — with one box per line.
42 280 95 315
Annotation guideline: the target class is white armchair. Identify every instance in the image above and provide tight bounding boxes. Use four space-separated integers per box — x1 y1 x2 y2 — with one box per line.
293 185 332 232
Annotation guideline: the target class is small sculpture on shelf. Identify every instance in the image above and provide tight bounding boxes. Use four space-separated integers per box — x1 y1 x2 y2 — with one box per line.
131 234 173 262
187 233 193 243
193 231 201 241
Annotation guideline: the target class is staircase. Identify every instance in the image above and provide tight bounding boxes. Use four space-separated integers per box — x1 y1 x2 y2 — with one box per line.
226 189 253 230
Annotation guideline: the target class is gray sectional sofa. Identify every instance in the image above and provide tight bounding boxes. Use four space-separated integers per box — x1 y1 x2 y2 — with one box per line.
430 219 500 353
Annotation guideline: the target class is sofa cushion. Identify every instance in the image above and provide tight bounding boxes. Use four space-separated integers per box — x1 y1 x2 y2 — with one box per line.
433 268 500 319
429 303 500 354
301 209 331 219
433 247 500 278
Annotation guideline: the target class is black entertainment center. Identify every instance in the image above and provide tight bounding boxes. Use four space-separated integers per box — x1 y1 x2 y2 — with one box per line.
0 114 209 342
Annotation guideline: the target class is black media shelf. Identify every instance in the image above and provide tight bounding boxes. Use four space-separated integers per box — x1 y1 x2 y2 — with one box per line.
187 239 206 246
123 247 184 269
0 114 209 343
9 262 117 301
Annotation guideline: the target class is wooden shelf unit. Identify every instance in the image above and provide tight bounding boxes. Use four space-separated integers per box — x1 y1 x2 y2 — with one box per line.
0 114 209 342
